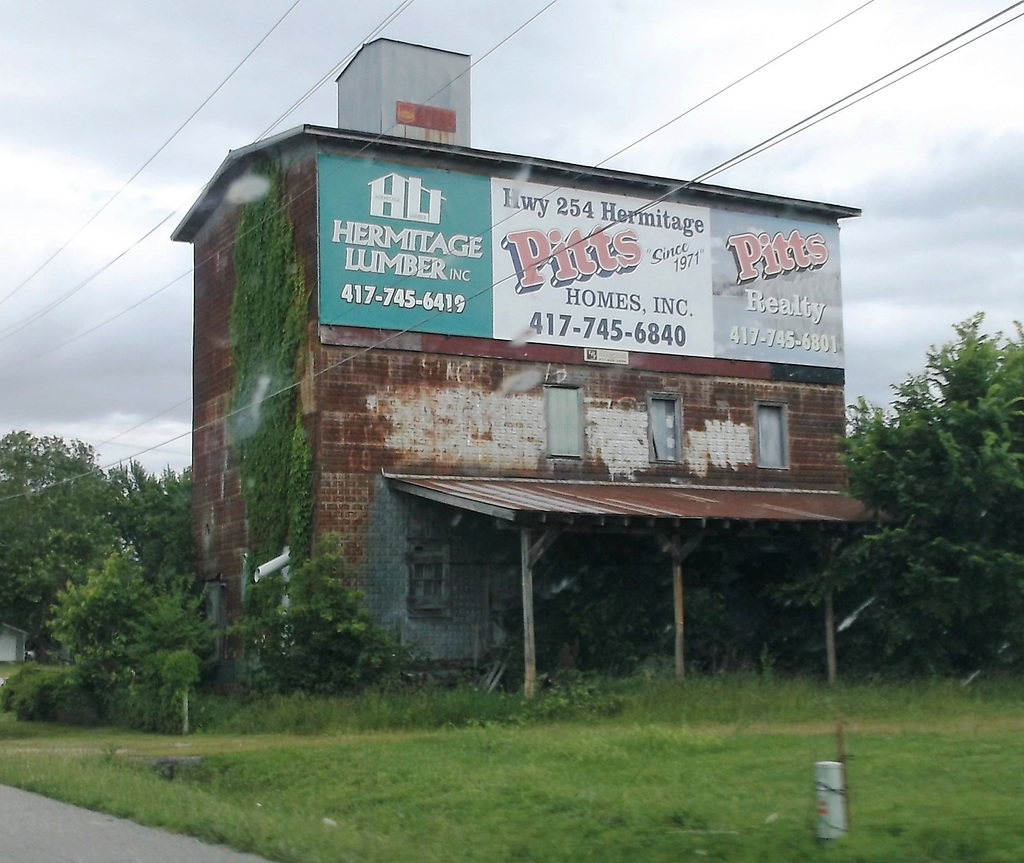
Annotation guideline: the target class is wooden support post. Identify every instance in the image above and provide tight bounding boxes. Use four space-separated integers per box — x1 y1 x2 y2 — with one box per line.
661 531 704 681
673 550 684 679
520 527 561 700
520 529 536 699
824 537 844 686
825 590 837 685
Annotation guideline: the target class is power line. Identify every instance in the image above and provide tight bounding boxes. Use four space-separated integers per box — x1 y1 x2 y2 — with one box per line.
593 0 878 172
0 0 567 479
402 0 880 284
256 0 421 140
0 0 843 362
692 1 1024 184
0 0 882 475
488 0 1024 251
213 0 1024 449
0 0 307 312
0 0 424 347
0 0 562 368
6 2 1020 495
0 268 190 371
0 210 180 343
92 397 194 455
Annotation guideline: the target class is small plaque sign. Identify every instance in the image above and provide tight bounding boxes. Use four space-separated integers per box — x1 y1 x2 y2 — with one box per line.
584 348 629 365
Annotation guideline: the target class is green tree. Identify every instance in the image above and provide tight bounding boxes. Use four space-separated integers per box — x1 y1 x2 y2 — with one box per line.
49 552 209 730
837 316 1024 673
49 552 151 690
125 587 208 732
108 461 193 585
236 540 410 694
0 432 118 653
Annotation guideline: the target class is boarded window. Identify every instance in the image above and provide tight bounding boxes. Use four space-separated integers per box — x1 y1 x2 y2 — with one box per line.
649 395 681 462
408 543 449 615
546 386 583 457
757 403 788 469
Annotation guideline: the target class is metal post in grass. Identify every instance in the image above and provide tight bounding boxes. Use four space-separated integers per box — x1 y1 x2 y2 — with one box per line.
815 714 850 839
815 760 847 839
836 713 850 828
824 536 844 685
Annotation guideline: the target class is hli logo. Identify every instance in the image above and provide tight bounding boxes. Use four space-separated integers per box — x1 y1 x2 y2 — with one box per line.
368 173 444 224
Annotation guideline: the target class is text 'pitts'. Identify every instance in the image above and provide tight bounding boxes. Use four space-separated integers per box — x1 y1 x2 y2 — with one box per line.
501 227 642 294
726 229 829 283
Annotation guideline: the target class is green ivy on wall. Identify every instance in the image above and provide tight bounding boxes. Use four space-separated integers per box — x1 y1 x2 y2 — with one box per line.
229 162 312 568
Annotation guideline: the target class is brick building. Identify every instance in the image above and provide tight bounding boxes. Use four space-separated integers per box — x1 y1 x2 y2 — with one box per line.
174 40 868 688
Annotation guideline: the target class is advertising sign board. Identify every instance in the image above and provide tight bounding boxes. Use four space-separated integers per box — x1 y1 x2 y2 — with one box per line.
490 179 714 357
318 155 492 338
711 209 842 366
318 154 844 368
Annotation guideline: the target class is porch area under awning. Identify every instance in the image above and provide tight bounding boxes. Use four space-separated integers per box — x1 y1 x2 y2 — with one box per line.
385 474 877 694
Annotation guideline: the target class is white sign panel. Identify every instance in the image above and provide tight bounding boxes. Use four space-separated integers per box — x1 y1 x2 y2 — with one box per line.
491 179 714 356
711 209 843 367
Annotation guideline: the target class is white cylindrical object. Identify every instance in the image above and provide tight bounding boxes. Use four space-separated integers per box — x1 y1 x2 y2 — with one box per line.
253 547 290 582
815 760 848 840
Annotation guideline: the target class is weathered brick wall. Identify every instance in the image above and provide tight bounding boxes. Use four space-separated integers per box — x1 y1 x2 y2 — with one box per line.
191 200 246 619
361 476 519 661
310 344 848 566
190 153 318 619
188 146 849 665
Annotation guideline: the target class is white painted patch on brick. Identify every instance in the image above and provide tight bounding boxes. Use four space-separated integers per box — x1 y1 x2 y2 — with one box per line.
585 403 649 480
375 389 547 469
685 420 753 476
374 390 652 478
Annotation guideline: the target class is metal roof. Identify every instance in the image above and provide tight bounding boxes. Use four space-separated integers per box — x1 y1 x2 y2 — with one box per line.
172 125 860 243
0 623 28 635
385 475 876 525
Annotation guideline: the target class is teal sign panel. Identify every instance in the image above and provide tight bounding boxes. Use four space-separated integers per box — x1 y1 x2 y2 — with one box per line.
318 154 493 337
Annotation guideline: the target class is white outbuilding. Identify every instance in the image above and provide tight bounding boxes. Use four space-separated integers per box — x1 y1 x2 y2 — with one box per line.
0 623 27 663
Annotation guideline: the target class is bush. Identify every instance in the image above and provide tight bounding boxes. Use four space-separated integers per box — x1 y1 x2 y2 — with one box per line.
0 663 99 723
235 540 414 695
102 651 199 733
523 673 626 722
46 553 209 732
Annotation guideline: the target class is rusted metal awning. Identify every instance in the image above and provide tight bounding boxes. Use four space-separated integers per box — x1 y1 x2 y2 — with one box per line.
385 474 875 525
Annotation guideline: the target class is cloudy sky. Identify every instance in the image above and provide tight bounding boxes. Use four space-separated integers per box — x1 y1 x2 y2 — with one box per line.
1 0 1022 474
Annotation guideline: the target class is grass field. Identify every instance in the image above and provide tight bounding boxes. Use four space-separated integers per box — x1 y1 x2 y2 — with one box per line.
2 676 1024 862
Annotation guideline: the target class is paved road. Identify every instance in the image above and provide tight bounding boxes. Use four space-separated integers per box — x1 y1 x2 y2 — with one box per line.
0 784 274 863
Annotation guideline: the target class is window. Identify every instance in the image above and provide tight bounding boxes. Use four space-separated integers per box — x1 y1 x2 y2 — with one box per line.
756 403 788 469
546 386 583 457
649 394 681 462
408 543 449 615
